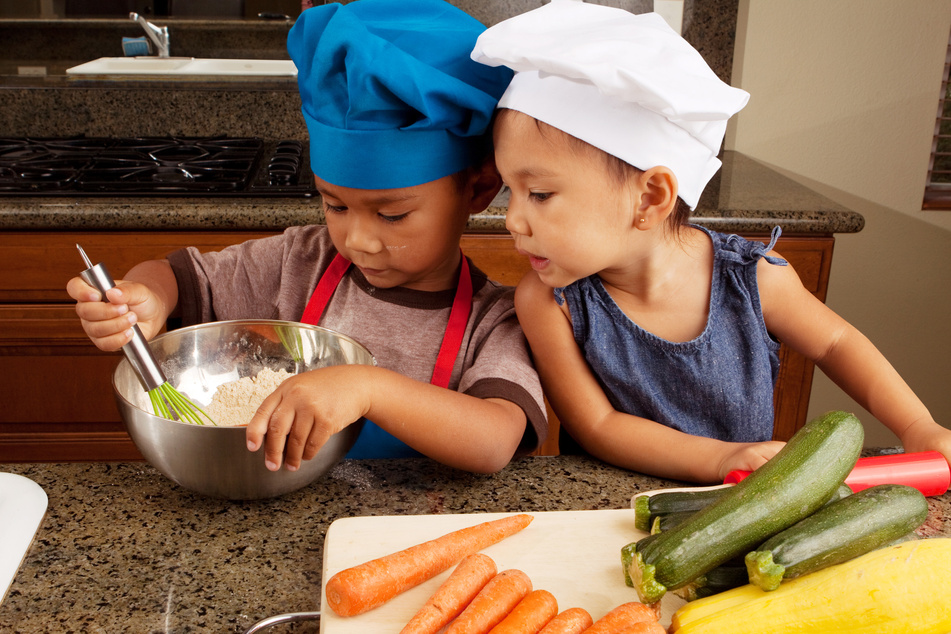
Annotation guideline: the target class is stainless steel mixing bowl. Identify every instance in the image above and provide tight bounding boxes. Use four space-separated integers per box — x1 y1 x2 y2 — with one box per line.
113 320 375 500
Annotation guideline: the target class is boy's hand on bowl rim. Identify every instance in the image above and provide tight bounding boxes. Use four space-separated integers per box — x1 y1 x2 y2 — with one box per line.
245 365 374 471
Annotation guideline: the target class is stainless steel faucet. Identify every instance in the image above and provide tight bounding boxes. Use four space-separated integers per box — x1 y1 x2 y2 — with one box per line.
129 12 170 58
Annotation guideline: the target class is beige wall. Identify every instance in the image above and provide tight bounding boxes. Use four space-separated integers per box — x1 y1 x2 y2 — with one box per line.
729 0 951 446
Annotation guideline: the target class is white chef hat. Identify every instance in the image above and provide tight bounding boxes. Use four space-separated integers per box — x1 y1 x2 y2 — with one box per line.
471 0 750 209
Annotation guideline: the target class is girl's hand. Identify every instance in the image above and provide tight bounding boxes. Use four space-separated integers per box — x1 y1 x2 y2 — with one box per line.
66 276 168 351
245 365 373 471
716 440 786 482
898 418 951 470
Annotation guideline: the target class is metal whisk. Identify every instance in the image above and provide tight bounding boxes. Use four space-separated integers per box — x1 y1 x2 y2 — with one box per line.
76 244 215 425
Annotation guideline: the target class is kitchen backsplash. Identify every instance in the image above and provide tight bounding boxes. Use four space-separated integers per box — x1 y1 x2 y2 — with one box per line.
0 0 737 139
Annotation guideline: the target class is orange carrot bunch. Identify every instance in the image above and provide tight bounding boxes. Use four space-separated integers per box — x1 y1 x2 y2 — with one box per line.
324 512 664 633
400 553 499 634
488 589 559 634
404 557 661 634
585 602 664 633
325 514 534 617
538 607 594 634
446 568 533 633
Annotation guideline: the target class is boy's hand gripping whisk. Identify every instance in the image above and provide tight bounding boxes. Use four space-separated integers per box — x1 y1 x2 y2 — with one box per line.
76 244 214 425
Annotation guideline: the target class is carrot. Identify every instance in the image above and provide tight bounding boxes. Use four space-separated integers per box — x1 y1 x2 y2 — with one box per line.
400 553 499 634
585 602 658 634
488 588 558 634
616 622 666 634
445 569 533 634
537 607 593 634
325 514 533 617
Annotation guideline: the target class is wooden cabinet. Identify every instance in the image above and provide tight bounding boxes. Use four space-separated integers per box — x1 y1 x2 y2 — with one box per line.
0 231 833 462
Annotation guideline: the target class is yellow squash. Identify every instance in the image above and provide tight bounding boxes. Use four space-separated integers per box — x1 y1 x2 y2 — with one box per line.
670 538 951 633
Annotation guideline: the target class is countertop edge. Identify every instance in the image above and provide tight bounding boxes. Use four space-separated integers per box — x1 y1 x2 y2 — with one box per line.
0 152 867 235
0 201 866 235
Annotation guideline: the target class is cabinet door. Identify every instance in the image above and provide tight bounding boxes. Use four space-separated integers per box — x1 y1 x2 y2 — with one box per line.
0 231 276 302
0 232 276 462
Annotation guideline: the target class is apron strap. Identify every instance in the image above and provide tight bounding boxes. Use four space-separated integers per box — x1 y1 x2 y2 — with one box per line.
300 251 473 388
300 253 352 326
430 254 471 388
300 250 473 459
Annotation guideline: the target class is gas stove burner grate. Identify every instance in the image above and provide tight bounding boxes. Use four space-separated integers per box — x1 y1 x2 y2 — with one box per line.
0 136 316 197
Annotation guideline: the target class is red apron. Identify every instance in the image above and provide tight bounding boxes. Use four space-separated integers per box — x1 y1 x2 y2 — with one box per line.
300 251 473 457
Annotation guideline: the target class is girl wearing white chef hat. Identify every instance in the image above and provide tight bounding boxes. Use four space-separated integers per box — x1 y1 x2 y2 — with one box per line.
472 0 951 483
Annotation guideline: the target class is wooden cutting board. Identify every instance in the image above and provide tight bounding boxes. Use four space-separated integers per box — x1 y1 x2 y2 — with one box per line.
320 509 686 633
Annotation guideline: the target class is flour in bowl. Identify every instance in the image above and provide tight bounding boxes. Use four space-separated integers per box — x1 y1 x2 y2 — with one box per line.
204 367 293 427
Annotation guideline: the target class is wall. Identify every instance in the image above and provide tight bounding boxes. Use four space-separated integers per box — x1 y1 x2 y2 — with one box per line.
729 0 951 446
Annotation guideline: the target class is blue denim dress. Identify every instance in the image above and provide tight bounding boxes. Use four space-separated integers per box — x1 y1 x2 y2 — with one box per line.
556 226 787 443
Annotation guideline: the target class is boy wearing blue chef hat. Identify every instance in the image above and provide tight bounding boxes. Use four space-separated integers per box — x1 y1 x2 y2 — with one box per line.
66 0 547 474
473 0 951 482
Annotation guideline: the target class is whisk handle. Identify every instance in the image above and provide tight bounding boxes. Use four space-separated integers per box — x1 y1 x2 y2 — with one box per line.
77 246 167 391
119 325 168 392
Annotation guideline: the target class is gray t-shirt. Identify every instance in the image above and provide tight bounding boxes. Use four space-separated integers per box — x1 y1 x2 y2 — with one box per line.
167 225 547 454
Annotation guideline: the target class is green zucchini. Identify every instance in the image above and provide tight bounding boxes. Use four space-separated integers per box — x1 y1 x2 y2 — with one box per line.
648 483 853 535
626 410 864 604
745 483 928 591
656 483 860 600
633 487 731 531
886 531 920 547
621 534 660 587
672 562 749 602
823 482 854 504
650 511 694 534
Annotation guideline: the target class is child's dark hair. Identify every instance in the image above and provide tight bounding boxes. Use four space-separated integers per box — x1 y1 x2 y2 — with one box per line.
496 108 691 234
451 131 496 191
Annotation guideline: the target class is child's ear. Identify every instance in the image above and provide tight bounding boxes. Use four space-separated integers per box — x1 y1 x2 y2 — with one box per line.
634 166 678 228
467 157 504 213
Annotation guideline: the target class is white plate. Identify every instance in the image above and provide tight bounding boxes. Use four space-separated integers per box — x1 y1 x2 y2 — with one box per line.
320 509 686 633
0 473 48 605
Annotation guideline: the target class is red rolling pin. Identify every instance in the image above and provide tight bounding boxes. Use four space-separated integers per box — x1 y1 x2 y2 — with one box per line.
724 451 951 496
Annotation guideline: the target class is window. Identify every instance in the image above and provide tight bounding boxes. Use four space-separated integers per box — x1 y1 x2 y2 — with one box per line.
923 30 951 210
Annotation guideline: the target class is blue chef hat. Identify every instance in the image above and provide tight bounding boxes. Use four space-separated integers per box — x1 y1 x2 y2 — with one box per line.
288 0 514 190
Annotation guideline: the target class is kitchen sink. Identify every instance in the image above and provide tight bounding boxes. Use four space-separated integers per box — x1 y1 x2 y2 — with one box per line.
65 57 297 77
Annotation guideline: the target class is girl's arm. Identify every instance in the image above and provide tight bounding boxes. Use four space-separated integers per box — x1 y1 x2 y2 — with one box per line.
245 364 528 474
757 254 951 464
514 272 783 483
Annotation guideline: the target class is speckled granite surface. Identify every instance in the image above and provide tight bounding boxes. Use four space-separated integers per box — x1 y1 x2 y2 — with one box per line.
0 83 307 138
0 454 948 633
0 152 865 235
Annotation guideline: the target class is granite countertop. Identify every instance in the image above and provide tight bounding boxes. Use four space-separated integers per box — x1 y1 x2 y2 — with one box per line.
1 454 948 633
0 152 865 235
